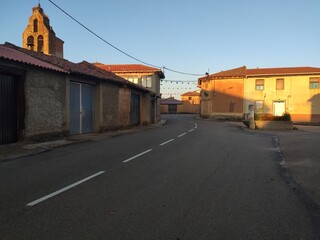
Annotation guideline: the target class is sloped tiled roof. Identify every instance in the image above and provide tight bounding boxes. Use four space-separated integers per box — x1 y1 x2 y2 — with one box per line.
160 97 182 105
198 66 247 81
76 61 150 92
1 43 151 92
199 65 320 82
246 66 320 76
0 44 67 73
181 91 200 97
94 63 165 79
2 42 126 84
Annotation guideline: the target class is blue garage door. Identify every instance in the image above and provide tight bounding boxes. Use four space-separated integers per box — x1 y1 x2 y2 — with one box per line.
70 82 94 135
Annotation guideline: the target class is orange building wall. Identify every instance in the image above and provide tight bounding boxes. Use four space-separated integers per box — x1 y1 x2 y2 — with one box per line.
209 79 244 116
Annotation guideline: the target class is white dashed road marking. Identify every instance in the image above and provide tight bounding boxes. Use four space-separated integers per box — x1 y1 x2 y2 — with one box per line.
123 149 153 163
27 171 106 207
160 139 175 146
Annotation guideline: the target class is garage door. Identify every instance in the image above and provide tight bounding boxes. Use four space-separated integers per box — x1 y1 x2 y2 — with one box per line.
0 74 17 145
70 82 94 135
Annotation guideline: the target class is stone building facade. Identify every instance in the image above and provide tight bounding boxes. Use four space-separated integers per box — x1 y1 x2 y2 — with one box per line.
22 4 64 58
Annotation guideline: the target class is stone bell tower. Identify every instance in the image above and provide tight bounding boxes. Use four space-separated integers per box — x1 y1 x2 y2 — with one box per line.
22 3 64 58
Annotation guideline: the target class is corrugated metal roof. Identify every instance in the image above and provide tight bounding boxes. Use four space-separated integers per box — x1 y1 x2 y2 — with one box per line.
0 45 67 73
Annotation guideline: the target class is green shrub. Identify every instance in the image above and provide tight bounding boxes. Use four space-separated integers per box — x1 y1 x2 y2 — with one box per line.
254 112 291 121
282 112 291 121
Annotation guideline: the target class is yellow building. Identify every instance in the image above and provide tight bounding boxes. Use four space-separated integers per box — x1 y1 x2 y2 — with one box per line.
180 90 200 113
22 4 64 58
244 67 320 122
199 66 320 123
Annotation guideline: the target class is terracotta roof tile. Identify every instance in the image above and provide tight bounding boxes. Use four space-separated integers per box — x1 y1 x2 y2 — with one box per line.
199 66 247 81
2 43 127 84
160 97 182 105
181 91 200 97
199 66 320 82
246 66 320 76
0 44 67 73
94 63 165 79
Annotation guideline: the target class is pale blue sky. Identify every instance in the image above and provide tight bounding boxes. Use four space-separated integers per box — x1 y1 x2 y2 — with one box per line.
1 0 319 98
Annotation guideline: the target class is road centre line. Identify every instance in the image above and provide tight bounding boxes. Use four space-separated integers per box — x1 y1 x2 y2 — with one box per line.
159 139 175 146
123 149 152 163
188 129 194 132
26 171 105 207
178 133 187 138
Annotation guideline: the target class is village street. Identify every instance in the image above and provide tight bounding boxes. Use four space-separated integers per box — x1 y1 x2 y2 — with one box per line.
0 114 319 239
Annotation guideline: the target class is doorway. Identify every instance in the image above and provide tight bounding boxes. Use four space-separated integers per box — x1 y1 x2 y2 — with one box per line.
70 82 94 135
273 101 285 116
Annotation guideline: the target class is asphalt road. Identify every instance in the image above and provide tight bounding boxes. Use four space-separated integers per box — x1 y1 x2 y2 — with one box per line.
0 114 318 239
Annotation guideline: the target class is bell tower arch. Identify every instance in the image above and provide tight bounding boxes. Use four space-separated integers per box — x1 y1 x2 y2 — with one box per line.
22 3 64 58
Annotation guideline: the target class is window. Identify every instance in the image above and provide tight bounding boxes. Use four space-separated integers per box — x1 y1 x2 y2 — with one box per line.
128 77 139 84
33 19 38 32
188 97 192 100
255 79 264 90
142 76 152 88
276 78 284 90
254 100 264 114
309 78 319 89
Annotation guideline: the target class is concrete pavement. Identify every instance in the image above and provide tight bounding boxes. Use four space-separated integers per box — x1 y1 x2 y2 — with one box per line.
228 121 320 210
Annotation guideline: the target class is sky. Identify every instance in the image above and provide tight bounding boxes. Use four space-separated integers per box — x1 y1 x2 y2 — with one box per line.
1 0 319 99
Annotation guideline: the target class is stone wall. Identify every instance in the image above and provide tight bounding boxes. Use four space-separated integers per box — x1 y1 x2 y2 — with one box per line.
25 68 66 141
255 121 293 130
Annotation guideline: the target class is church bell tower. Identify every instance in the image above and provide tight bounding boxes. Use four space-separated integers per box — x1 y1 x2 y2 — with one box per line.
22 3 64 58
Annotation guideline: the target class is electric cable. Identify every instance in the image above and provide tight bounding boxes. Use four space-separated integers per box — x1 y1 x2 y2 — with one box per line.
48 0 205 77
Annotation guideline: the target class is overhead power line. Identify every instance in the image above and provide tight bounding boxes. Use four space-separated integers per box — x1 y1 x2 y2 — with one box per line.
48 0 204 77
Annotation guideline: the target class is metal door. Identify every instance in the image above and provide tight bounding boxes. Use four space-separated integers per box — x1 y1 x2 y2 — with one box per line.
273 101 285 116
130 93 140 126
70 82 93 134
0 74 17 145
168 104 177 114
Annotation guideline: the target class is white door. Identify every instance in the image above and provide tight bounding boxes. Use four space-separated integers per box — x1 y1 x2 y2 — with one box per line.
273 101 285 116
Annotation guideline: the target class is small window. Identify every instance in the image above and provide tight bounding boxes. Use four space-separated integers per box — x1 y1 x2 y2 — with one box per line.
188 97 192 100
255 79 264 90
276 78 284 90
128 77 139 84
33 19 38 32
309 78 319 89
142 76 152 88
